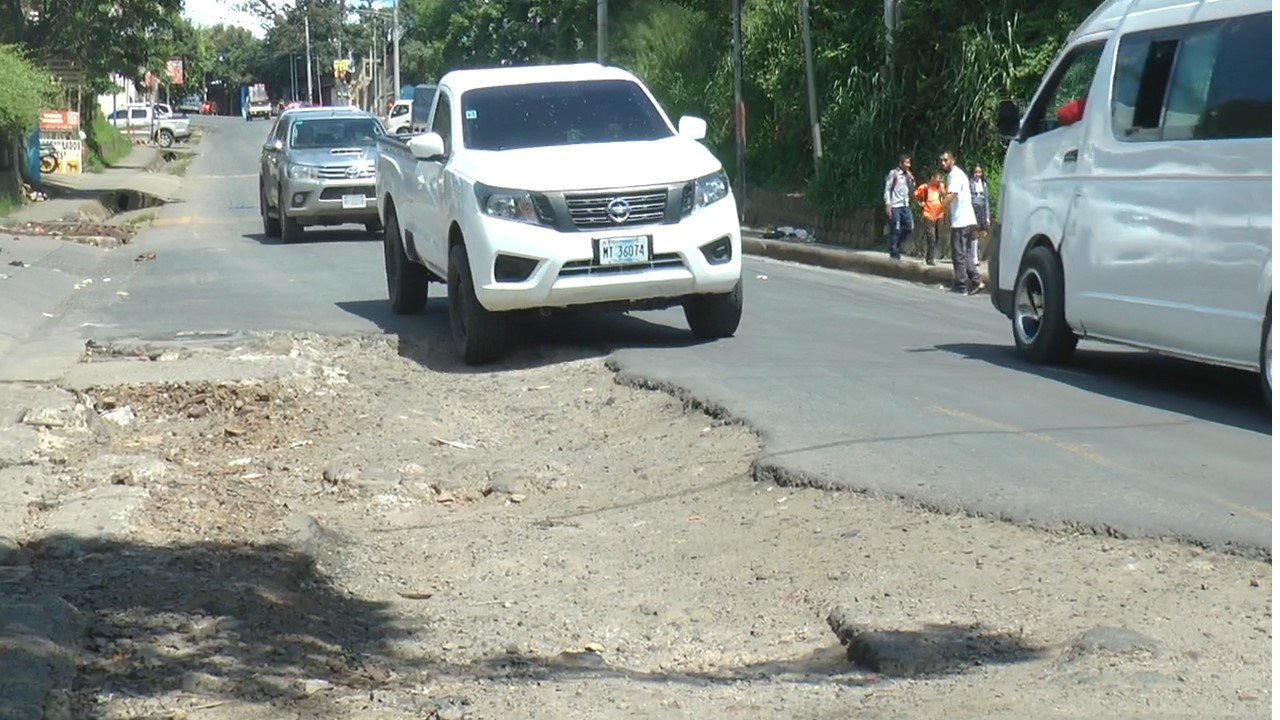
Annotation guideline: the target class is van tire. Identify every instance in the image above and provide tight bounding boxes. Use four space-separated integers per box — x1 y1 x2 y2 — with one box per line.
448 243 507 365
1012 245 1077 364
384 211 428 314
1261 302 1271 407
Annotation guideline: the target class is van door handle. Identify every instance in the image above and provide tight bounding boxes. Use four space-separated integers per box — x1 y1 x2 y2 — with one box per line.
1062 148 1079 163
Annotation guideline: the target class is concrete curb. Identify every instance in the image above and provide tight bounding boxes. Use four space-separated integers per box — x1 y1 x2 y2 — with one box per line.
741 230 989 287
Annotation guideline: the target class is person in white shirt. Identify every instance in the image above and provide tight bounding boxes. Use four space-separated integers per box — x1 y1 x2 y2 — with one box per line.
940 151 982 295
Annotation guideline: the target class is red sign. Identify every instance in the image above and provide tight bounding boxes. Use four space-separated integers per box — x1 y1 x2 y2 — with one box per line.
165 57 185 85
39 109 81 131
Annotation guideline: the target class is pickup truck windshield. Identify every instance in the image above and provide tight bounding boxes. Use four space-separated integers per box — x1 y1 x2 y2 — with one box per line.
460 79 672 151
290 118 383 149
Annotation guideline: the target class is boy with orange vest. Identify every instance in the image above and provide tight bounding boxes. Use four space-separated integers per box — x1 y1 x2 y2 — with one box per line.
913 172 946 265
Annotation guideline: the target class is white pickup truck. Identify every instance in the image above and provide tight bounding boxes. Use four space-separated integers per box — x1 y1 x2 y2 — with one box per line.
375 63 743 365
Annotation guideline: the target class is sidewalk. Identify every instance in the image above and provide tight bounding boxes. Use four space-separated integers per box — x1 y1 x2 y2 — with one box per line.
741 226 990 289
2 146 181 226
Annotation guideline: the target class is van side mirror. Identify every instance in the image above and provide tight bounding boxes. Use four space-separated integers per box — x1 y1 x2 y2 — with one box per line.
409 131 446 161
997 100 1022 140
678 115 707 141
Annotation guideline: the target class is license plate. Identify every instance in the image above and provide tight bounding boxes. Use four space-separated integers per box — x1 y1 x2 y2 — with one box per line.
597 236 650 266
341 194 367 209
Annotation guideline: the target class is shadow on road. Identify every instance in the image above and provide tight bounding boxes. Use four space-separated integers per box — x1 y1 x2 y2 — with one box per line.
241 228 381 246
336 298 707 374
1 534 1051 717
936 342 1271 435
8 534 417 719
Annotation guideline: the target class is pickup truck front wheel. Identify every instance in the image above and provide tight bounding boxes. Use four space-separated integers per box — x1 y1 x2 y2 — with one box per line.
448 243 507 365
684 279 744 339
384 212 428 314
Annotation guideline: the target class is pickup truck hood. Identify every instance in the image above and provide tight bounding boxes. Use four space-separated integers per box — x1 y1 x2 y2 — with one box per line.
289 147 377 167
455 137 723 192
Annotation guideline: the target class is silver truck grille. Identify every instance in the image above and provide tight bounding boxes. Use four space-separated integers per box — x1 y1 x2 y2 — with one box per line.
565 189 667 229
317 165 374 180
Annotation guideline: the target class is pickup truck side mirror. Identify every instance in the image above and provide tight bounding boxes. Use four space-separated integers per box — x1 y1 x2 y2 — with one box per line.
409 131 446 161
677 115 707 141
263 139 283 153
997 99 1023 140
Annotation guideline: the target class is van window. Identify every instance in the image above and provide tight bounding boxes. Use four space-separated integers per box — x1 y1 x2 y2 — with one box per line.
1110 11 1271 142
1201 13 1270 139
1024 43 1105 138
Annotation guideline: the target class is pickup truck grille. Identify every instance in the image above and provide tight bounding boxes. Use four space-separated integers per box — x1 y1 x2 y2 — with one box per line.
317 165 375 180
559 252 685 277
565 189 667 229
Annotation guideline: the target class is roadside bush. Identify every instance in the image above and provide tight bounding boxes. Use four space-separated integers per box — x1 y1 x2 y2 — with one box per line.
83 106 131 172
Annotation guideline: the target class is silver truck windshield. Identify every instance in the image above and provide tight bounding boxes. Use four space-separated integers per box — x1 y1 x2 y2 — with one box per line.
460 79 673 151
290 117 383 149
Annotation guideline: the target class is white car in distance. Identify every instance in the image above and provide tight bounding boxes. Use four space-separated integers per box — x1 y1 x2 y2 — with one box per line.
375 63 744 365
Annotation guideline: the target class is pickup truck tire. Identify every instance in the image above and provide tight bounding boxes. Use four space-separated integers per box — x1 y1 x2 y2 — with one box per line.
157 129 174 148
684 279 744 339
448 243 507 365
384 212 428 314
1012 245 1078 363
259 184 280 238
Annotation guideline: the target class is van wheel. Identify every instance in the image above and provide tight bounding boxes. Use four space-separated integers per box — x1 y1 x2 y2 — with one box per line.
684 279 744 339
1261 303 1271 407
448 243 507 365
1012 245 1077 363
384 211 428 314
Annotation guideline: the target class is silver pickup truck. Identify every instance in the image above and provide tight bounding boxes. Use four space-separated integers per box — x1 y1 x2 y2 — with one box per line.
258 106 385 243
106 103 192 148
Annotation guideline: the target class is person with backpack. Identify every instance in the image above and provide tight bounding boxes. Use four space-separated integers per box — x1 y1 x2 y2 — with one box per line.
883 154 915 261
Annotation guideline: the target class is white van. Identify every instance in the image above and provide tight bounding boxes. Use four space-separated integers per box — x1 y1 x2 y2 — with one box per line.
988 0 1272 402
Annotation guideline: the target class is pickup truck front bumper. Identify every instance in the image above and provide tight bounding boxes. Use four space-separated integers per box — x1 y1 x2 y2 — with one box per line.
466 196 743 313
282 177 379 227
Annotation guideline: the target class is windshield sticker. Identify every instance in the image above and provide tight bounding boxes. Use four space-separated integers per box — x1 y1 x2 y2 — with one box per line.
465 110 477 120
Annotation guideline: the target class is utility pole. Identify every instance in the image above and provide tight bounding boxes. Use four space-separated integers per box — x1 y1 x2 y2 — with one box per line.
731 0 746 221
597 0 608 63
392 0 401 100
799 0 822 173
304 10 314 103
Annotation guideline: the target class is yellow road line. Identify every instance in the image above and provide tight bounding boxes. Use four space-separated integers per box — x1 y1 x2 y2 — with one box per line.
930 404 1272 523
929 404 1117 468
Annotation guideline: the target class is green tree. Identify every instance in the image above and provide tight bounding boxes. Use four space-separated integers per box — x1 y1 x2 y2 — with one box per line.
0 44 56 201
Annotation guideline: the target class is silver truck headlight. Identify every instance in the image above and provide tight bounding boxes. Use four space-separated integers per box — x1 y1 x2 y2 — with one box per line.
287 164 320 180
475 183 542 226
692 169 730 211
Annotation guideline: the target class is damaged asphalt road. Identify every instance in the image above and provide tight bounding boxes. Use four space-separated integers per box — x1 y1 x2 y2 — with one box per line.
0 117 1270 719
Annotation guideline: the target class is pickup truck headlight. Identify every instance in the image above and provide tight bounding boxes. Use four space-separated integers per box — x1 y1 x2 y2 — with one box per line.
692 169 730 211
287 164 320 180
475 183 544 226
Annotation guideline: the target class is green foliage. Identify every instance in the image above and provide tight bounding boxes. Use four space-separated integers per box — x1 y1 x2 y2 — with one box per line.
83 108 132 172
0 44 55 138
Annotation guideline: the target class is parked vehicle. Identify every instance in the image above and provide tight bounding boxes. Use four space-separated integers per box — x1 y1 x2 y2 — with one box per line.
385 99 411 134
259 106 385 243
375 63 744 365
988 0 1272 402
106 103 192 147
244 83 272 121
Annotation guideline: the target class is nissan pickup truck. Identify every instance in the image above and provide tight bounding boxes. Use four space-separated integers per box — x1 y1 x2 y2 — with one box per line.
375 63 743 365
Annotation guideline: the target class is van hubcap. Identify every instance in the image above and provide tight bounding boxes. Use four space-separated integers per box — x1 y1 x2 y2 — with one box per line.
1014 268 1045 346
